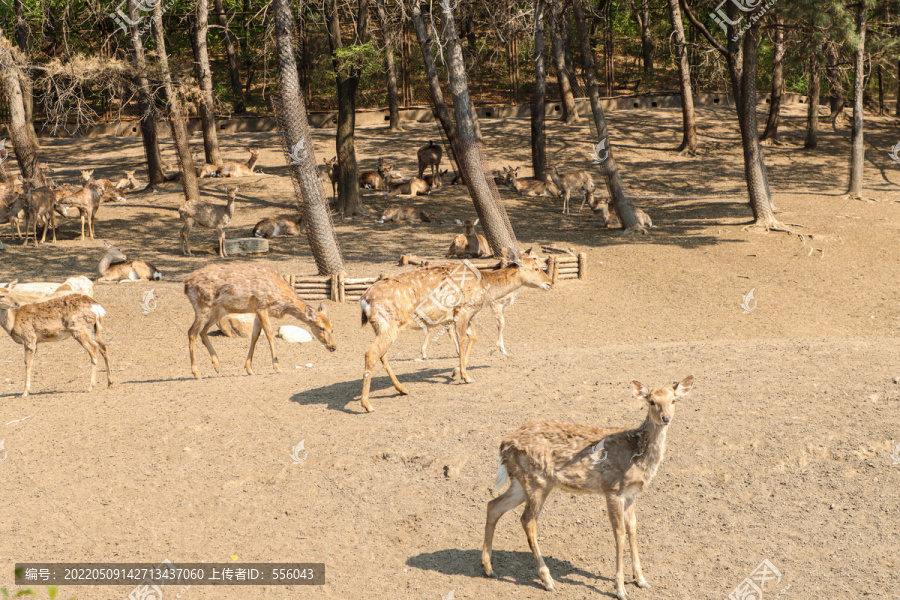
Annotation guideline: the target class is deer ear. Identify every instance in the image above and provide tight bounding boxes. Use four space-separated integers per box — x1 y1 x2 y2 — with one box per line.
7 280 18 290
455 219 463 226
507 246 522 266
473 218 480 227
674 375 694 397
632 381 650 400
305 305 317 320
317 302 327 314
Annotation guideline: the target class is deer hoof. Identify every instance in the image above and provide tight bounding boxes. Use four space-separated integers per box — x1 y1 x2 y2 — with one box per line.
635 576 650 589
539 568 556 591
192 370 201 380
361 401 375 413
396 385 409 395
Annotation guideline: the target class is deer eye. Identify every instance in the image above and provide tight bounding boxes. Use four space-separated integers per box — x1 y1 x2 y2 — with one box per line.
649 401 656 407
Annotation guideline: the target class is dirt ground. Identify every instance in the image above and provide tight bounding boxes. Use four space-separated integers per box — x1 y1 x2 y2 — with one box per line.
1 106 899 600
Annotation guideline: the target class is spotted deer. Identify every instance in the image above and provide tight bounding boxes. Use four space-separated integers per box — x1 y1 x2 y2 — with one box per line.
482 376 695 600
417 141 442 178
80 169 115 191
357 247 552 412
22 180 59 245
56 181 104 241
589 196 653 229
549 166 595 214
179 186 238 257
0 281 114 397
217 147 258 177
97 241 161 282
505 166 561 197
183 262 336 379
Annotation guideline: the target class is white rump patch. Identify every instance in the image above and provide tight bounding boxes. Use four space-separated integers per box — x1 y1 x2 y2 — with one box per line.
91 304 106 318
492 461 509 495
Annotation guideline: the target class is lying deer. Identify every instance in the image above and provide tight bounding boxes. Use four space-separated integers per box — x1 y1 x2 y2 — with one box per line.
549 166 595 214
482 376 695 599
359 158 393 190
447 219 489 258
183 262 336 379
217 147 259 177
377 205 434 224
417 141 442 179
388 177 431 197
589 196 653 229
0 281 114 397
423 168 447 190
179 186 238 257
97 241 161 282
358 247 551 412
252 217 304 238
114 170 141 190
80 169 115 191
505 166 561 197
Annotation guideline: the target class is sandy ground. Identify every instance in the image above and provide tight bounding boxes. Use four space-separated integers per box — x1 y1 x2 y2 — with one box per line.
1 105 899 600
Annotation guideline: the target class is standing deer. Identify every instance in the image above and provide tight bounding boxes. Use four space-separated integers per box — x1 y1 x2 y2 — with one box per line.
183 262 337 379
319 157 338 197
359 158 393 190
56 181 104 241
217 147 259 177
447 219 489 258
179 186 238 257
0 183 25 239
589 196 653 229
377 205 434 223
252 217 304 238
97 241 161 282
0 281 114 397
22 181 59 245
505 166 561 197
549 166 595 214
417 141 442 178
358 247 551 412
482 376 695 600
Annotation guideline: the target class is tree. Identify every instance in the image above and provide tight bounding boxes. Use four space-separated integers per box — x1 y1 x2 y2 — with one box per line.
213 0 246 113
846 0 867 199
273 0 344 275
760 13 784 144
13 0 38 150
633 0 654 75
549 0 579 124
531 0 548 179
375 0 402 131
804 50 821 149
0 33 47 188
665 0 697 154
194 0 222 168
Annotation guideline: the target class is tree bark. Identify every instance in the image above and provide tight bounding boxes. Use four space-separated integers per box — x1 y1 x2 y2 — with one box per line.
0 34 46 187
804 52 820 150
572 0 644 232
549 1 578 124
531 0 548 180
665 0 697 154
375 0 402 131
436 2 517 253
195 0 222 167
636 0 653 75
273 0 344 275
13 0 38 150
151 0 201 205
824 41 844 130
212 0 245 114
847 2 866 199
760 14 784 143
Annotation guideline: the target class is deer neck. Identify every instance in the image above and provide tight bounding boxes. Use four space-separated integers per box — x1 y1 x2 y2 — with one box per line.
475 267 523 306
98 253 114 276
0 306 14 335
246 154 257 171
629 415 668 484
466 233 481 255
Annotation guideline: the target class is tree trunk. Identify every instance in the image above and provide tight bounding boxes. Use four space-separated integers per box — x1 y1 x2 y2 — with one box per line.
273 0 344 275
760 14 783 143
824 41 844 130
0 35 46 187
13 0 38 150
126 0 166 187
804 52 820 150
375 0 402 131
572 0 644 232
847 3 866 199
531 0 548 180
637 0 653 75
195 0 222 167
324 0 366 216
665 0 697 154
550 1 578 124
213 0 245 114
151 0 201 205
436 2 517 253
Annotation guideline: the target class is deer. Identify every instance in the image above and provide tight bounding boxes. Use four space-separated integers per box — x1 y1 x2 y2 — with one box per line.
0 281 114 398
417 141 442 179
217 147 259 177
21 180 59 245
0 183 25 239
377 205 434 224
358 247 551 412
423 168 447 190
388 177 431 197
359 158 393 190
447 218 489 258
114 170 141 190
183 262 337 379
55 181 104 241
482 376 695 600
80 169 115 191
549 166 595 214
319 157 338 197
252 217 304 238
589 196 653 229
179 186 238 257
505 166 562 198
97 241 161 282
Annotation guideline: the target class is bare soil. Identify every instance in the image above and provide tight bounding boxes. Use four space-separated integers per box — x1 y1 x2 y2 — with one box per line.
1 106 899 600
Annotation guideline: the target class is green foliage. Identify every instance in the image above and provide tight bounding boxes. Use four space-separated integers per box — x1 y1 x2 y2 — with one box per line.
332 41 381 80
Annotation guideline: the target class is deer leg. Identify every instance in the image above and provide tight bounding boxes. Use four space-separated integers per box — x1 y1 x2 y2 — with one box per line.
188 309 207 379
245 315 263 375
199 308 225 373
70 328 100 392
218 226 227 258
360 327 400 412
93 322 114 388
421 327 435 360
380 355 408 396
482 477 526 578
80 211 86 241
246 311 279 374
453 315 477 383
181 219 193 256
580 190 592 212
607 494 631 600
22 343 36 398
489 301 507 356
624 496 649 588
521 483 556 591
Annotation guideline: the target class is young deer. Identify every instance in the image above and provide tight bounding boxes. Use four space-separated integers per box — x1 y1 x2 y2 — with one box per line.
0 183 25 239
589 196 653 229
358 247 551 412
388 177 431 197
0 281 114 397
56 181 104 241
482 376 695 600
505 166 562 198
377 205 434 224
549 166 595 214
80 169 115 191
183 262 337 379
446 218 489 258
359 158 393 190
319 157 338 197
217 147 259 177
114 170 141 190
252 217 304 238
97 241 161 282
22 181 59 245
179 186 238 257
417 141 442 178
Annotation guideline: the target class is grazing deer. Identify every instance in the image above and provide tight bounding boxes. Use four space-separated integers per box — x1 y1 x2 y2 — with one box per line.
549 166 595 214
319 157 338 197
447 219 489 258
589 196 653 229
114 170 140 190
358 247 551 412
0 281 114 397
505 166 562 197
183 262 337 379
217 147 259 177
482 376 695 599
22 181 59 245
388 177 431 197
179 186 238 257
359 158 393 190
377 205 434 224
97 241 161 282
417 141 442 179
80 169 115 191
423 168 447 190
252 217 304 238
56 181 104 241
